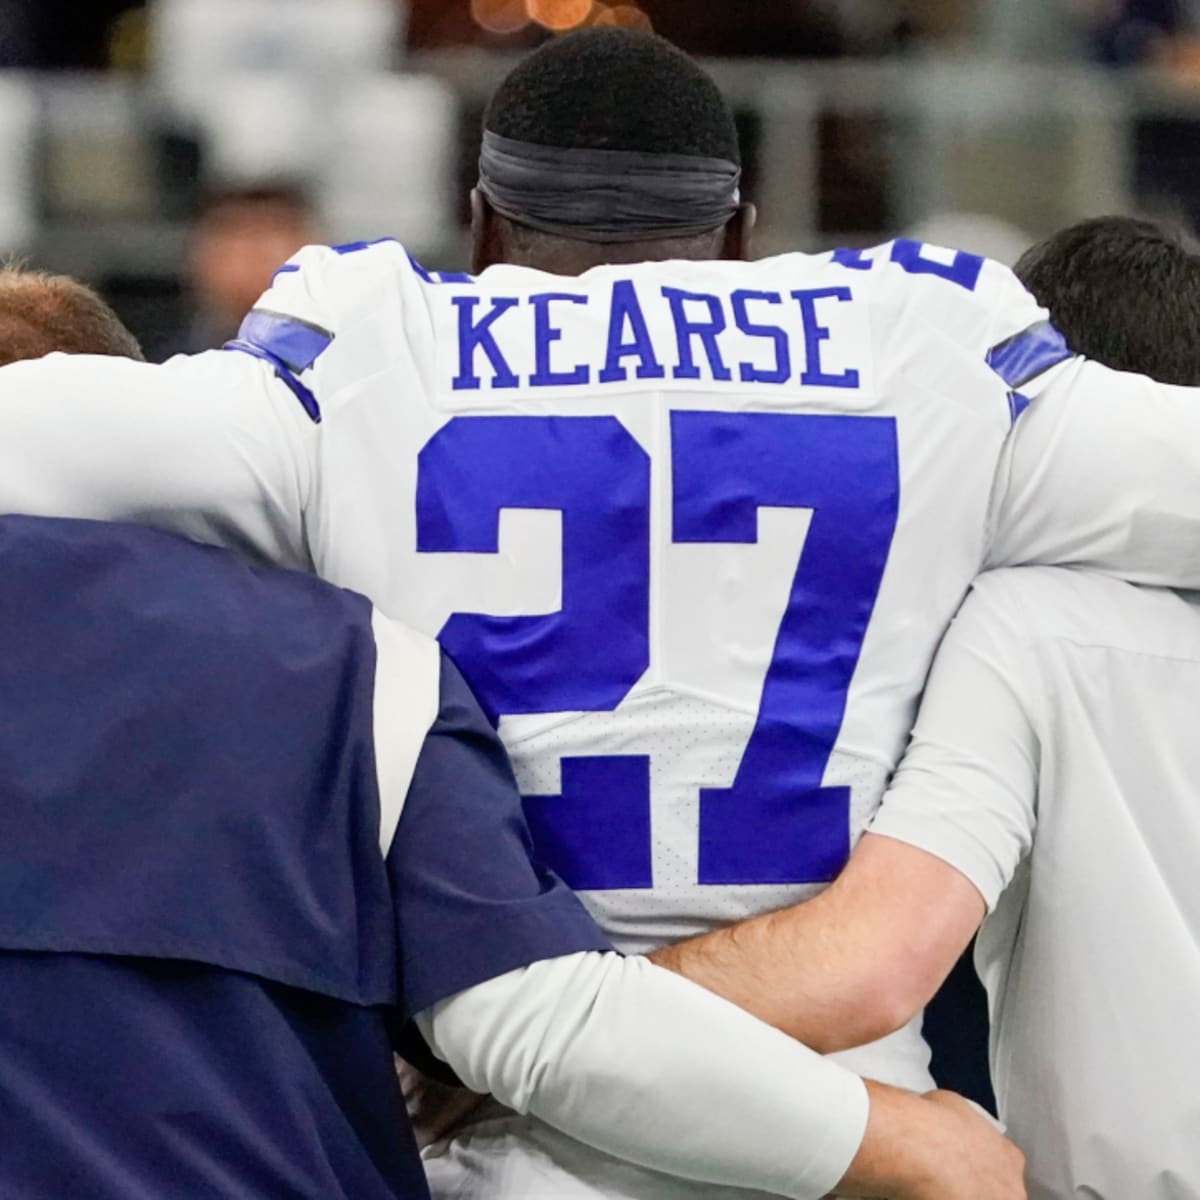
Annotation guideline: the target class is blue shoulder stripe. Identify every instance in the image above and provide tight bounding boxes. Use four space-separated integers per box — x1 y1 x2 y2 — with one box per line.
224 308 335 424
987 320 1071 390
238 309 333 374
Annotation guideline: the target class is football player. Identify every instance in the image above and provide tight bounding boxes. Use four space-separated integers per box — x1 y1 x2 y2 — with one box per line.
655 216 1200 1198
2 27 1200 1197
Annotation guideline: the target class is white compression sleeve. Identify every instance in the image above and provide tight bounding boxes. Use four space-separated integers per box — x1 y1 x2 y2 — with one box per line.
414 951 868 1199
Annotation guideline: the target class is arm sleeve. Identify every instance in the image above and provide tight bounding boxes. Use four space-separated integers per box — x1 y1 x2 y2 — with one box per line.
416 951 869 1200
988 357 1200 584
868 573 1040 910
0 349 315 568
890 240 1200 586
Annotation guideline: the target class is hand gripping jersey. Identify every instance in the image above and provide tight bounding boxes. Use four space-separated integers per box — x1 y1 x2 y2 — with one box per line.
5 239 1200 1196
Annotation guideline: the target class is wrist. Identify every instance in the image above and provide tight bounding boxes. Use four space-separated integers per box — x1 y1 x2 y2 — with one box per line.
835 1081 938 1199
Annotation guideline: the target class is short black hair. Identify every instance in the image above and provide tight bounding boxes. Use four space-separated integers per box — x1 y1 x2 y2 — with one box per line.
484 28 740 165
1015 215 1200 385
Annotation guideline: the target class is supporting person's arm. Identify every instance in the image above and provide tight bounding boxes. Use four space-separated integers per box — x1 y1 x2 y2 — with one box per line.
652 572 1038 1056
417 951 1025 1200
862 243 1200 586
652 833 985 1053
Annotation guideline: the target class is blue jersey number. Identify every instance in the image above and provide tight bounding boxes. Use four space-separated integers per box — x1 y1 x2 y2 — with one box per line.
416 412 899 889
418 417 650 715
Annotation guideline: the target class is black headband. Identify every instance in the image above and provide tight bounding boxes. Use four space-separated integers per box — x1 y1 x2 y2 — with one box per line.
478 131 742 245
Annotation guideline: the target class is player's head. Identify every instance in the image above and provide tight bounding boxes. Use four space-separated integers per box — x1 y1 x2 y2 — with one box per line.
472 28 755 275
1015 215 1200 385
0 268 143 366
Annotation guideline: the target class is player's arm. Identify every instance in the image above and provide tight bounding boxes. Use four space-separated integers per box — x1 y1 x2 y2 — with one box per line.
844 240 1200 585
652 833 984 1054
385 635 1024 1200
0 349 315 568
989 358 1200 584
652 574 1038 1054
0 242 388 567
938 244 1200 584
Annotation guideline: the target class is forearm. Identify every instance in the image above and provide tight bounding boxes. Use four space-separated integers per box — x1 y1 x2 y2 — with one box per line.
417 951 869 1199
651 834 986 1053
651 888 889 1053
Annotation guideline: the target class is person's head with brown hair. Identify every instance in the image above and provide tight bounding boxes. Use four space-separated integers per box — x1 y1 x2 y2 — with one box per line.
0 267 143 366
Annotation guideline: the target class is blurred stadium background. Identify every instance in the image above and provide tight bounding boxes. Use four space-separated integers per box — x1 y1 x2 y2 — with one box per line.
6 0 1200 360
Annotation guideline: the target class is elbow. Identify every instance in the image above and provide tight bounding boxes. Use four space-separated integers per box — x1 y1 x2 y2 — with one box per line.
848 977 925 1048
799 967 927 1054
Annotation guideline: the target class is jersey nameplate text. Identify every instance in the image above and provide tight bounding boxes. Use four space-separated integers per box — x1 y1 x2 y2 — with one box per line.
434 278 868 397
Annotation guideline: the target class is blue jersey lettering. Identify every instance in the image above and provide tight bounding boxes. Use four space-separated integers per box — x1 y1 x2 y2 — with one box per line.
530 292 591 388
600 281 667 384
452 296 520 391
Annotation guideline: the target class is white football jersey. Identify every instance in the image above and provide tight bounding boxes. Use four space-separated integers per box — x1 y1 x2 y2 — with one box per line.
4 238 1200 1197
872 568 1200 1200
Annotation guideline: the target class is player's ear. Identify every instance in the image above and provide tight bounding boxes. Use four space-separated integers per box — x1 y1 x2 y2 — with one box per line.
471 189 506 275
719 203 757 262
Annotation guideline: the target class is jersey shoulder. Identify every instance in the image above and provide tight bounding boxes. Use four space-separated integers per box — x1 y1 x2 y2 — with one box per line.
254 237 453 326
231 238 447 421
800 241 1071 410
808 239 1044 347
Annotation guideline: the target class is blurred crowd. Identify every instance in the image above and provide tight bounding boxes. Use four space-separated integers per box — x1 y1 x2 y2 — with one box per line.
4 0 1200 362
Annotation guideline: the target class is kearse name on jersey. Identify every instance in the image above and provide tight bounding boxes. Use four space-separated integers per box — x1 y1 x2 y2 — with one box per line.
438 278 866 394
